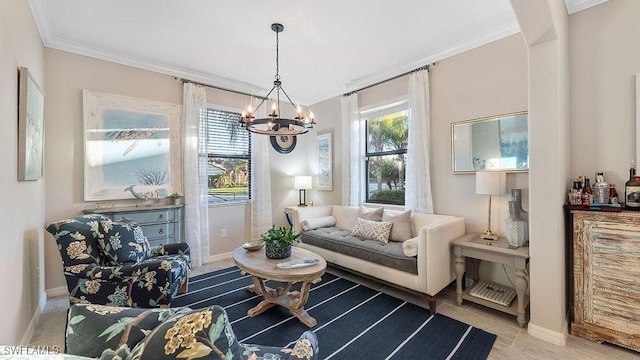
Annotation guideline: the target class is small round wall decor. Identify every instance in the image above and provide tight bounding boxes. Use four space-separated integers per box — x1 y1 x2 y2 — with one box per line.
270 127 297 153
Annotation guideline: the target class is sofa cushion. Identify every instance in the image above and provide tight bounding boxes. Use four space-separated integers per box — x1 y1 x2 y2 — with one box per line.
383 210 412 242
358 205 384 221
99 220 151 265
301 226 418 274
46 214 107 266
352 217 393 243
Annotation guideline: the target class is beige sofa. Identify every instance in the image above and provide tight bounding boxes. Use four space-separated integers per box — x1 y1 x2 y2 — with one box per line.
292 205 465 312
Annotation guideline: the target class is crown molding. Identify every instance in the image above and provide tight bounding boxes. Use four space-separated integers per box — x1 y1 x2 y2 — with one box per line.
305 19 521 106
27 0 265 97
564 0 609 14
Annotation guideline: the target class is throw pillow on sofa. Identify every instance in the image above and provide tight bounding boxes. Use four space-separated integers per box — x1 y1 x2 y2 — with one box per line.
352 217 393 243
301 216 337 231
98 219 151 265
357 206 384 221
382 210 412 242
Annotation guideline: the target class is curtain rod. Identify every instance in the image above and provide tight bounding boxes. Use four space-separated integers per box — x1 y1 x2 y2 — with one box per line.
342 63 432 97
179 78 269 101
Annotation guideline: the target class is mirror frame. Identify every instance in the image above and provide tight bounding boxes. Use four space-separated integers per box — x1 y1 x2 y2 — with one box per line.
451 110 529 174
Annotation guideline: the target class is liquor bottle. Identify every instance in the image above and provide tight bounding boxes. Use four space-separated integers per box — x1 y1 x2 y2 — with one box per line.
610 184 619 204
581 178 592 206
625 165 640 210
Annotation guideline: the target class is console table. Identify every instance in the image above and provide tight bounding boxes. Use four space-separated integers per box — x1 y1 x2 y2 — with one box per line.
452 233 530 328
84 204 184 247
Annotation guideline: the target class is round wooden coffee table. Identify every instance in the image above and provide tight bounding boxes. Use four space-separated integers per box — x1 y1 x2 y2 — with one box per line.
232 246 327 327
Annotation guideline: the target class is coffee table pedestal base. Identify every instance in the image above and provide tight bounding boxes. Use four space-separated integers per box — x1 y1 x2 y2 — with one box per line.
246 274 321 327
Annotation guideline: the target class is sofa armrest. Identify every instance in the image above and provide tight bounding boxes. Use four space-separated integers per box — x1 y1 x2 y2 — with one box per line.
416 217 465 296
292 205 333 234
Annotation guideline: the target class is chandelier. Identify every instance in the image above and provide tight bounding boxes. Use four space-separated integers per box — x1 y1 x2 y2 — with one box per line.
240 23 315 135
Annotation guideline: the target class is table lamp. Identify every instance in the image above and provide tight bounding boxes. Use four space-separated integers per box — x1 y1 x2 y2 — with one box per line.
294 175 312 207
476 171 506 241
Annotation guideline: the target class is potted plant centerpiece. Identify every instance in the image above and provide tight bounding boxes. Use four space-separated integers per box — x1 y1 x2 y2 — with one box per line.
168 192 183 205
261 225 300 259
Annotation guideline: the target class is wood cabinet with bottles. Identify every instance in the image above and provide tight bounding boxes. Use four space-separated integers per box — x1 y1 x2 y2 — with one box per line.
571 210 640 352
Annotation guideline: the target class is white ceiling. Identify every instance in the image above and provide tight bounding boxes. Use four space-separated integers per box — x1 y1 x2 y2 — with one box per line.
28 0 607 106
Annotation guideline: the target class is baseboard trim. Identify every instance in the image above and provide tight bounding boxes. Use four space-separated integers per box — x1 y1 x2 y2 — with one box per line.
207 252 232 263
46 286 68 298
21 294 47 345
527 321 568 346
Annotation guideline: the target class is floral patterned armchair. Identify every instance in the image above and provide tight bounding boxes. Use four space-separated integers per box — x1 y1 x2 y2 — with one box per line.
64 304 319 360
46 214 190 307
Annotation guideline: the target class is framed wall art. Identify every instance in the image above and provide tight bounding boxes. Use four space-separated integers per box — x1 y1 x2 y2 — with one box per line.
83 90 182 201
317 131 333 191
18 67 45 181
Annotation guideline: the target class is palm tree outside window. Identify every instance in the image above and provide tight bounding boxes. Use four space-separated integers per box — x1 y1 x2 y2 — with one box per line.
364 109 409 205
205 108 251 203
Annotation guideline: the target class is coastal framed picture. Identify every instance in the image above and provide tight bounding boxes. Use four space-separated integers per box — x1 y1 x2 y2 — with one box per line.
83 90 182 201
17 67 45 181
317 131 333 191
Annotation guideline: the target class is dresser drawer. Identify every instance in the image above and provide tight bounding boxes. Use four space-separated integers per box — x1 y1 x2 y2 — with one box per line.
148 236 176 248
83 205 184 245
115 210 177 224
141 223 176 240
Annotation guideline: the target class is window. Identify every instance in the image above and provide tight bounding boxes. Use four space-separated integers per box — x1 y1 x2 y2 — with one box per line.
364 108 409 205
205 108 251 203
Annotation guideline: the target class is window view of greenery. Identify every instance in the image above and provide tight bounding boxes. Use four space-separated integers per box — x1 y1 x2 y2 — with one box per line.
365 110 409 205
205 109 250 203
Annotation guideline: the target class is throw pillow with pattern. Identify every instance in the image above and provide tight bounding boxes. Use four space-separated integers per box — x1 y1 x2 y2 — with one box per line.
352 217 393 244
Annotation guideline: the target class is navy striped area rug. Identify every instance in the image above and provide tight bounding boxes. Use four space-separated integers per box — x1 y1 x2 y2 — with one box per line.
172 267 497 360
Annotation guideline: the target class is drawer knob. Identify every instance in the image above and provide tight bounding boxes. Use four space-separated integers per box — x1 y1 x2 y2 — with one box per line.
158 214 164 220
159 228 164 235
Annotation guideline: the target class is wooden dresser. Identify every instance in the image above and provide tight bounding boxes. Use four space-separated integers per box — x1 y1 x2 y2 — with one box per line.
571 210 640 352
84 204 185 247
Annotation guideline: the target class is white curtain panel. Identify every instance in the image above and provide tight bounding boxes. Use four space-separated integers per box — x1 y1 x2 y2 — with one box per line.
182 83 210 267
406 70 434 213
341 94 363 206
250 105 273 240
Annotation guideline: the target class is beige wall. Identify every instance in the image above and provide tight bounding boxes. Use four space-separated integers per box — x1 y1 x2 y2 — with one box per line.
0 0 46 344
43 49 311 291
569 0 640 188
44 49 183 291
308 34 529 289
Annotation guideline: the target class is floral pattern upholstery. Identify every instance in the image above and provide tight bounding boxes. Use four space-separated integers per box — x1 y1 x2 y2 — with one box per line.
66 304 319 360
46 214 190 307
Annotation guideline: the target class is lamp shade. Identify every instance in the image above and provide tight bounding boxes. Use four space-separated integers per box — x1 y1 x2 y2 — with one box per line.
294 176 312 190
476 171 506 195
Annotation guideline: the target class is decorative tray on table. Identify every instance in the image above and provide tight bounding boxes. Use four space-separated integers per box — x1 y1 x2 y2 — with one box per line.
564 203 623 212
276 259 318 269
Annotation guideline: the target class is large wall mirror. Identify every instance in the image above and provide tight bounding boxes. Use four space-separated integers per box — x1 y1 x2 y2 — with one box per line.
451 111 528 174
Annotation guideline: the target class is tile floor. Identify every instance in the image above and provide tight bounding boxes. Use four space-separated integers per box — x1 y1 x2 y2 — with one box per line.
29 258 639 359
